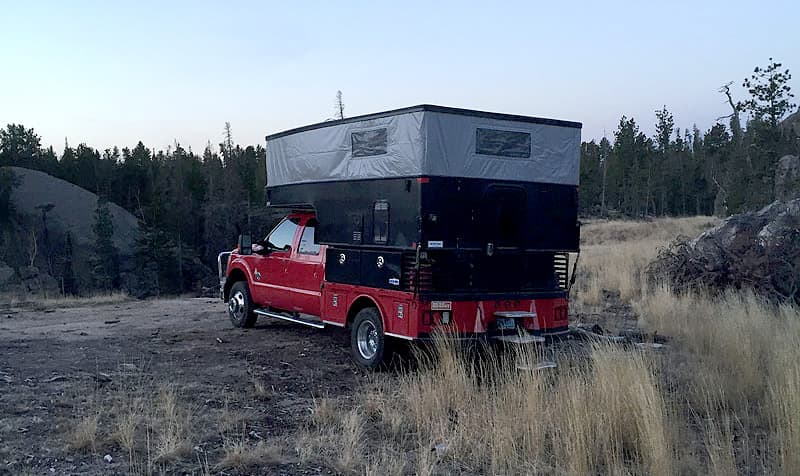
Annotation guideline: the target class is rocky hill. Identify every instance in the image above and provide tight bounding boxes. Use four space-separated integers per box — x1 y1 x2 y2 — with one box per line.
0 167 139 296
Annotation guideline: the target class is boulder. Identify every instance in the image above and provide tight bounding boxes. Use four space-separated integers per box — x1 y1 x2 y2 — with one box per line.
782 110 800 140
775 155 800 201
649 198 800 304
21 270 60 295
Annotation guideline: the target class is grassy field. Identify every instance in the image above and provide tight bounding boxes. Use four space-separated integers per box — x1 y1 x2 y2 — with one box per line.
41 216 799 474
296 216 800 475
0 290 130 309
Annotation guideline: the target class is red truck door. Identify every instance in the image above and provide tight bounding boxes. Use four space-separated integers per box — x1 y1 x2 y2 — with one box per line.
284 218 325 316
250 217 300 312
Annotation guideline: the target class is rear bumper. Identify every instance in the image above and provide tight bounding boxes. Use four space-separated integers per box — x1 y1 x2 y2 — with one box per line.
415 325 570 343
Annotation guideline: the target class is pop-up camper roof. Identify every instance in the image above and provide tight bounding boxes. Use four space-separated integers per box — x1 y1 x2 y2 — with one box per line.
265 105 581 188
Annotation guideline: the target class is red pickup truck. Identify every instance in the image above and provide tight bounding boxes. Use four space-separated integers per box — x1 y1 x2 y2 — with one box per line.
219 211 570 369
220 105 581 369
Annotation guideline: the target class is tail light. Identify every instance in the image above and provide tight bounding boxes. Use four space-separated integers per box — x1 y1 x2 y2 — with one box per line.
422 310 452 325
554 306 568 321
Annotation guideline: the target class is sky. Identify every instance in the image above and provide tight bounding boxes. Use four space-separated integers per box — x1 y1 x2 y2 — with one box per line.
1 0 798 154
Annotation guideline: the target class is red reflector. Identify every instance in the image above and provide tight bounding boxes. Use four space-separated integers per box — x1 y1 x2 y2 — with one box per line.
417 177 430 184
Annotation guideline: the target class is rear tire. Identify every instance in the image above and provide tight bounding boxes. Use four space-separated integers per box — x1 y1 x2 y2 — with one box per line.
350 307 389 369
228 281 257 328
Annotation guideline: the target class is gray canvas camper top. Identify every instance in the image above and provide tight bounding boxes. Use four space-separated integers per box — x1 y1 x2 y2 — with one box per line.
266 104 581 189
265 105 581 295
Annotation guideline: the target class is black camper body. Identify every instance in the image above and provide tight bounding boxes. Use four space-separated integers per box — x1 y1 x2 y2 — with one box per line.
265 105 581 299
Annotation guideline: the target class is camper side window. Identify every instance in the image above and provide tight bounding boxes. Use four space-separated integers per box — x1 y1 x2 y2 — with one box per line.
476 128 531 159
373 201 389 244
352 129 388 157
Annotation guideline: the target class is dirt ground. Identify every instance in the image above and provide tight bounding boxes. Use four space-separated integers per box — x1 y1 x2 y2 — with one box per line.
0 298 367 475
0 297 638 475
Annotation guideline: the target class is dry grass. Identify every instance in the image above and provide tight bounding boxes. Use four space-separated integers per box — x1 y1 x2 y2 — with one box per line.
767 307 800 475
152 386 192 462
217 398 249 434
65 412 100 452
52 216 799 474
65 379 196 473
217 436 282 470
580 215 718 246
0 291 130 309
572 216 718 308
636 287 798 408
302 338 673 475
301 215 799 475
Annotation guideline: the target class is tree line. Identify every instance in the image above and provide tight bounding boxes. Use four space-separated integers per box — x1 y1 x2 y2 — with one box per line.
580 59 797 217
0 122 271 296
0 60 797 296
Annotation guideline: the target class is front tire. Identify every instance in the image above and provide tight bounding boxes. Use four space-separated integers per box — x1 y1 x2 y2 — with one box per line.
228 281 257 328
350 307 389 369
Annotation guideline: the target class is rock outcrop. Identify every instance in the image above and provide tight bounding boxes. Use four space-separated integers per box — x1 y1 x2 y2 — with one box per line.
775 154 800 201
648 199 800 304
0 166 140 295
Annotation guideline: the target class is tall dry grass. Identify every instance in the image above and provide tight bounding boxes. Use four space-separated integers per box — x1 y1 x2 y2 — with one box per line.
302 338 673 475
637 286 800 474
580 216 719 246
573 216 717 307
302 215 800 475
65 376 196 474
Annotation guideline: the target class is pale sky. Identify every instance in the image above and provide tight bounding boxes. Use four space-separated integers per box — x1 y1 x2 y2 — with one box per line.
1 1 798 154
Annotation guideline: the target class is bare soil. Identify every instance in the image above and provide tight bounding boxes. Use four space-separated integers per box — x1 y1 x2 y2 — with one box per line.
0 296 639 475
0 298 364 475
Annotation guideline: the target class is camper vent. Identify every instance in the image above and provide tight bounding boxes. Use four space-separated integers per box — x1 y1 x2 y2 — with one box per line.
553 253 569 290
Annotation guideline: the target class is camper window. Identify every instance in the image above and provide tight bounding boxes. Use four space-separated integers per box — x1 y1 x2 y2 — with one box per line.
373 201 389 244
352 128 388 157
475 128 531 159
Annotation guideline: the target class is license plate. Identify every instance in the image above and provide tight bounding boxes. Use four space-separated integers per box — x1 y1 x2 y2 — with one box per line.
497 318 516 330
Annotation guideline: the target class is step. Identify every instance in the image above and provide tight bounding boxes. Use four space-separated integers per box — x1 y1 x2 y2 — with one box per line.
253 309 325 329
492 334 545 344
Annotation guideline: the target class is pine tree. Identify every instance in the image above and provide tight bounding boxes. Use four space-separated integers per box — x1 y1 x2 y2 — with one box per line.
0 168 17 224
335 90 345 119
738 58 795 128
91 198 119 291
62 232 76 295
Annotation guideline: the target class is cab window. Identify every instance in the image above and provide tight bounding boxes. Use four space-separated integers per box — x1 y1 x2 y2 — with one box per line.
266 218 300 250
298 220 321 255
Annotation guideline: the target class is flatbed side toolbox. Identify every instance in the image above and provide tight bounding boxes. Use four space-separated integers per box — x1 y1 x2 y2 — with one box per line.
325 247 403 290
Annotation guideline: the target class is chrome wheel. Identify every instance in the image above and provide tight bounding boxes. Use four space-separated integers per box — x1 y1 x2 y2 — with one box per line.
356 320 379 360
229 290 246 322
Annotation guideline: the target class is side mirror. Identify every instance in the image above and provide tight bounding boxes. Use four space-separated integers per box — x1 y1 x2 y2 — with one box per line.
238 234 252 255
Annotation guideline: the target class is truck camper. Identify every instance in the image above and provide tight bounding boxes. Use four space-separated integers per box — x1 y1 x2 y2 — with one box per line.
219 105 581 368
